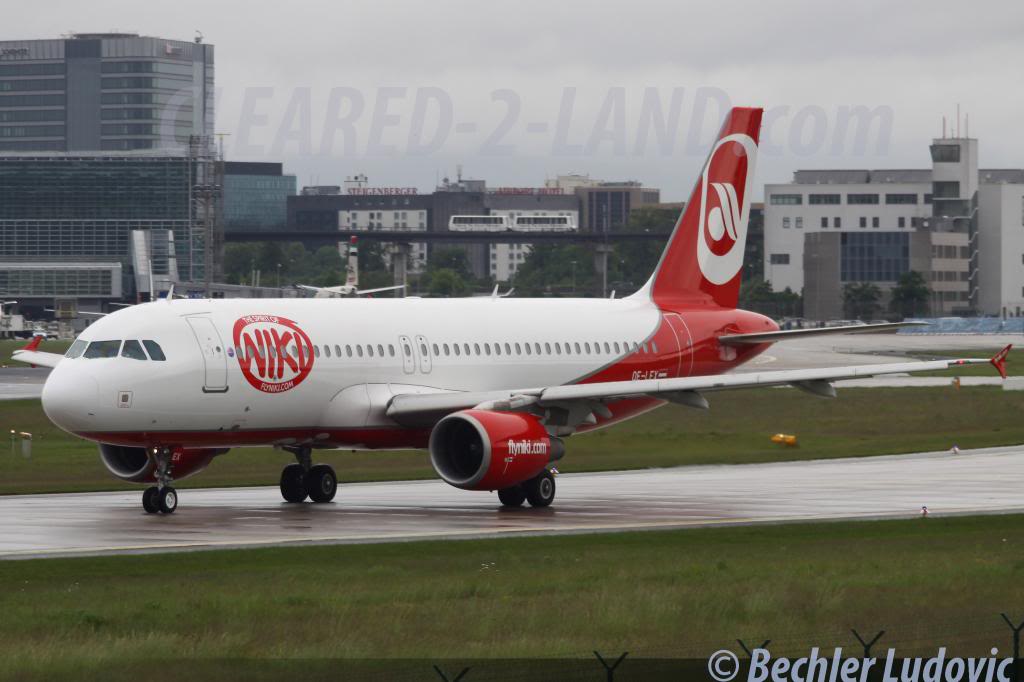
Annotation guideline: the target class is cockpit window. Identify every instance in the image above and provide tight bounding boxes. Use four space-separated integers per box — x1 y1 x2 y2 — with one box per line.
83 340 122 359
65 340 87 359
142 340 166 361
121 340 147 361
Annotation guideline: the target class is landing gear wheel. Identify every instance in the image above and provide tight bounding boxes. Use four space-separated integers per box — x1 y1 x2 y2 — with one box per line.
498 486 526 507
157 486 178 514
524 470 556 508
142 486 160 514
305 464 337 503
279 463 308 503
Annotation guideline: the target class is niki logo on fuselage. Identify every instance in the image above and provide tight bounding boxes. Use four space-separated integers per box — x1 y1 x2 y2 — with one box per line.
696 133 758 285
232 315 314 393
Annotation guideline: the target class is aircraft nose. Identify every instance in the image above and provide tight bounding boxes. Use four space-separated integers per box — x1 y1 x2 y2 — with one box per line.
41 367 100 434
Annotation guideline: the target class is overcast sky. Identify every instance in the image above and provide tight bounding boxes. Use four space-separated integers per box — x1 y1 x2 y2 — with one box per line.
9 0 1024 199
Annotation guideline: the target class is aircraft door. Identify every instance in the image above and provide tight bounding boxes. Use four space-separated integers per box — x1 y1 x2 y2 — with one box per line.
662 312 694 378
185 316 229 393
414 335 432 374
398 335 415 374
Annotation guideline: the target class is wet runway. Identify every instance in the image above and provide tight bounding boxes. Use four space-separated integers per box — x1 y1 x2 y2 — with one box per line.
1 444 1021 560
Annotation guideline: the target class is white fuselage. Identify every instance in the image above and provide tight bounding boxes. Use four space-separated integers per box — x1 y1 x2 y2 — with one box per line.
42 296 678 449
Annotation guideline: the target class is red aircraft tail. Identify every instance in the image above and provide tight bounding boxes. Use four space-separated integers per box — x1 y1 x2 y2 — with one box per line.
639 107 763 309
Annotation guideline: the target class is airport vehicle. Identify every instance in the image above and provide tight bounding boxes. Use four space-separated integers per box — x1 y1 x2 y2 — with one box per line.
296 236 404 298
14 107 1010 515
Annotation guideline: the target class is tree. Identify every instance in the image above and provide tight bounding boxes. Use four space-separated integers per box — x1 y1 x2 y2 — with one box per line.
889 271 930 318
429 247 472 280
427 268 467 297
843 282 882 320
739 278 803 318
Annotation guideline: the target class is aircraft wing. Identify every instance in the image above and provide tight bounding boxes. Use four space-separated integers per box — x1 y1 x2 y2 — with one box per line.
718 321 926 345
356 285 405 295
386 346 1010 427
10 336 63 368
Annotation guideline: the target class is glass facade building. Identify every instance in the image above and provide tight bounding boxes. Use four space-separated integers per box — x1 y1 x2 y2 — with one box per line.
840 232 910 282
224 162 296 232
0 34 213 152
0 153 207 301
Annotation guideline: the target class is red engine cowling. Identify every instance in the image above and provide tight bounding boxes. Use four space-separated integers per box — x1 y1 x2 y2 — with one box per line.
99 444 229 483
429 410 563 490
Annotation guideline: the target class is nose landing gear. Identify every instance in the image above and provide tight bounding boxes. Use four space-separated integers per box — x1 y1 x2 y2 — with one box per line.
142 448 178 514
279 446 337 504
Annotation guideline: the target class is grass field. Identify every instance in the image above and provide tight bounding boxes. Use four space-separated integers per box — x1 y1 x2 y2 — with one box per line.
2 384 1023 494
1 514 1023 680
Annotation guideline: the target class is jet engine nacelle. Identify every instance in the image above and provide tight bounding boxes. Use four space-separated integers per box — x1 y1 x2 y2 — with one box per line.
428 410 564 490
99 444 229 483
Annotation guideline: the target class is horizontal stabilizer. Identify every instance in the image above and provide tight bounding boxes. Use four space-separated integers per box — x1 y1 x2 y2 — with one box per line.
718 322 926 345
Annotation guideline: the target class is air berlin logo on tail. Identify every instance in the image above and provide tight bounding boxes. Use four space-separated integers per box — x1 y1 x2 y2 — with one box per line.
697 133 758 285
232 315 315 393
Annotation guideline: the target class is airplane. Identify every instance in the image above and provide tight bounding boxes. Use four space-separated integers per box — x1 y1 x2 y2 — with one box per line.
296 236 405 298
13 107 1010 515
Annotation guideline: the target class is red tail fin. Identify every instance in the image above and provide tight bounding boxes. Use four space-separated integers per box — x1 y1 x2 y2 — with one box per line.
640 107 763 309
22 335 43 352
991 344 1012 379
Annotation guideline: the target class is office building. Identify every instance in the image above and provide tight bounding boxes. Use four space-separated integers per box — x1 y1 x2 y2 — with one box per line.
0 149 220 314
764 130 1024 318
0 33 213 152
224 162 296 233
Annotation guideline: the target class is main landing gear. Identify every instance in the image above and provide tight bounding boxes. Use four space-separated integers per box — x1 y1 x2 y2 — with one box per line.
143 448 178 514
279 446 337 504
498 469 556 509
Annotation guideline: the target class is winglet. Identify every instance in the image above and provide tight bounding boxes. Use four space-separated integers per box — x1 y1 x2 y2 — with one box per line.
991 344 1012 380
21 335 43 352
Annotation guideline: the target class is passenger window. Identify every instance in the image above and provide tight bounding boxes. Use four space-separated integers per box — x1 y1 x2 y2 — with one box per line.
463 343 471 355
403 343 412 356
534 343 541 355
313 345 321 358
388 344 395 357
378 344 384 357
324 345 331 358
121 340 147 361
484 343 491 355
614 342 621 354
367 345 374 358
65 339 87 359
433 343 440 356
474 343 481 355
84 340 121 359
575 342 582 354
420 343 428 356
504 343 511 355
454 344 461 356
604 342 611 354
525 343 532 355
443 343 450 356
335 344 341 357
494 343 501 356
346 345 353 357
584 342 591 354
357 345 364 357
554 343 561 355
515 343 522 355
544 342 551 354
